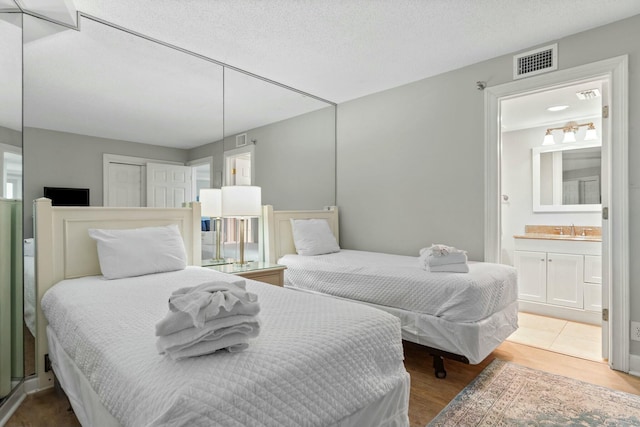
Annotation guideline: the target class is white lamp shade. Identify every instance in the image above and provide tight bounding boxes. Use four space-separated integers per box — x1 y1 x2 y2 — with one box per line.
584 128 598 141
221 186 262 218
542 133 555 146
199 188 222 218
562 130 576 143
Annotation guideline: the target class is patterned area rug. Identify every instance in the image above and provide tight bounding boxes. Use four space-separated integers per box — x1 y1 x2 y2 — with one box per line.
428 359 640 426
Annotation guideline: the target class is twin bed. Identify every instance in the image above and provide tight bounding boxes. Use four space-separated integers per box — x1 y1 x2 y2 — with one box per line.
33 199 517 425
33 199 410 427
262 205 519 378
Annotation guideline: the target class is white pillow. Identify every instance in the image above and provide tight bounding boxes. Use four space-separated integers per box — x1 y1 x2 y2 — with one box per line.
88 224 187 279
290 218 340 256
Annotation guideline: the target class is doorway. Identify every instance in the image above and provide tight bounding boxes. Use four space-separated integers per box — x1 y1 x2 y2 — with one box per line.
500 79 605 361
484 56 629 372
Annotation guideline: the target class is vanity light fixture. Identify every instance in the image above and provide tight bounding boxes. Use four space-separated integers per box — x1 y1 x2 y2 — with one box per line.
542 121 597 145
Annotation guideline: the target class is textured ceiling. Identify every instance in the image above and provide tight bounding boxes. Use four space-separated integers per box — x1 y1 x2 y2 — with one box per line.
17 1 640 147
69 0 640 103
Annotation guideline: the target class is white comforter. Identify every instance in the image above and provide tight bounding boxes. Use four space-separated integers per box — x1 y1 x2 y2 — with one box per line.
279 250 518 323
41 267 408 427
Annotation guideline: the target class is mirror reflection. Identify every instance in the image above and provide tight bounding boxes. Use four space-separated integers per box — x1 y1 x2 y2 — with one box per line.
22 12 336 369
533 142 602 212
0 11 25 401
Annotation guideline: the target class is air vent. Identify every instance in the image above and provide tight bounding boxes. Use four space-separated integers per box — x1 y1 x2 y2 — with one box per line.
513 44 557 79
235 133 247 147
576 88 601 100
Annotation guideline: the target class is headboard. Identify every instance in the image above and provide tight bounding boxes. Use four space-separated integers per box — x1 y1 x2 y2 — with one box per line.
262 205 339 263
34 197 201 388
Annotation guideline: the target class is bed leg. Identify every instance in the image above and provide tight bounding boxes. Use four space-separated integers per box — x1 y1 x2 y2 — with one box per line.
432 355 447 379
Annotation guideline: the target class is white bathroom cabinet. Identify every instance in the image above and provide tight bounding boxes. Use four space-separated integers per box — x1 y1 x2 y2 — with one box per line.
513 237 601 324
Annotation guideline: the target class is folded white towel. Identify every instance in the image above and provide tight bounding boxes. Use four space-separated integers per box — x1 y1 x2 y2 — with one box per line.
156 299 260 336
163 332 254 360
165 280 258 329
428 263 470 273
419 244 466 257
422 252 468 267
156 315 260 353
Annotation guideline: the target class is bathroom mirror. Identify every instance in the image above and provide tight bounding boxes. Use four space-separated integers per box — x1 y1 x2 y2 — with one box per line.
532 141 602 212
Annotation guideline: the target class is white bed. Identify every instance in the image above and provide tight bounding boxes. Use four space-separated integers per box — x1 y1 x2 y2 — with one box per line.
34 198 410 427
262 205 519 377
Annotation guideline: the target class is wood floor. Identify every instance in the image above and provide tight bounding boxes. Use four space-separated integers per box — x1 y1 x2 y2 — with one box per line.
7 340 640 427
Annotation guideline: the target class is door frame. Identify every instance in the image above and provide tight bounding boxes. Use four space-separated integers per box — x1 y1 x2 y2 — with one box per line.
484 55 629 372
223 145 255 186
102 154 182 206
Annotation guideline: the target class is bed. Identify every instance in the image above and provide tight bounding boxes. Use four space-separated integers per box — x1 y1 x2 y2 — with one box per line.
34 198 410 426
262 205 519 378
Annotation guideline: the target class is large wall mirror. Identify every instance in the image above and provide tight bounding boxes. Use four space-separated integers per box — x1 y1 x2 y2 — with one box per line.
532 141 602 212
20 11 336 378
0 10 24 404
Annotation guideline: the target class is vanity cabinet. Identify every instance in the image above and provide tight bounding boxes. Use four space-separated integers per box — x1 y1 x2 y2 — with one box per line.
514 251 583 308
513 237 602 319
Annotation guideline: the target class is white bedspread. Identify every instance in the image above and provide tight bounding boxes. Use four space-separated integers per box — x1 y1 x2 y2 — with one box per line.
278 250 518 323
42 266 408 427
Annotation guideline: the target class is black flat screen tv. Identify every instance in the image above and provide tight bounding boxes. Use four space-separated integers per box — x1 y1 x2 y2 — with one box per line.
44 187 90 206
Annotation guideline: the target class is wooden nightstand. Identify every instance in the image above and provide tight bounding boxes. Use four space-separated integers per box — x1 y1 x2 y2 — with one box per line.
204 262 286 287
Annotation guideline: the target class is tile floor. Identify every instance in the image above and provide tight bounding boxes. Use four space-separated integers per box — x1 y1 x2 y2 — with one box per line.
507 311 602 361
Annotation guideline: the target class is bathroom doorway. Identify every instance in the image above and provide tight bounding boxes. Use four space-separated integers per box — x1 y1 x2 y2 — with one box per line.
499 78 606 361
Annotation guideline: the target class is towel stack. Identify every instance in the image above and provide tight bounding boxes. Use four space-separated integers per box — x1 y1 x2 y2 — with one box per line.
155 280 260 360
419 244 469 273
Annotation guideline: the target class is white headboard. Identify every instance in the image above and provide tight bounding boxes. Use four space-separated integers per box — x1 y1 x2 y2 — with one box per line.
34 197 201 388
262 205 339 263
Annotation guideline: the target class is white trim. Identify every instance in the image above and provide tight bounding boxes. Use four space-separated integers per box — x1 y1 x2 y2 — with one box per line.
484 55 629 372
187 156 214 200
629 354 640 378
102 154 182 207
0 382 26 426
223 145 255 186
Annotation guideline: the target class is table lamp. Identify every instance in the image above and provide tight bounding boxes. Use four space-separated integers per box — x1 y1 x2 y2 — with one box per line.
199 188 224 264
221 185 261 265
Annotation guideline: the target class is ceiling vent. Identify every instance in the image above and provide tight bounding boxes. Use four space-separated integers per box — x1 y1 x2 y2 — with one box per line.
576 88 601 100
513 44 557 80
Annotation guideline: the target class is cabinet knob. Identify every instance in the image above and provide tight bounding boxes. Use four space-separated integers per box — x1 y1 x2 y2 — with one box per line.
541 259 545 262
548 259 553 262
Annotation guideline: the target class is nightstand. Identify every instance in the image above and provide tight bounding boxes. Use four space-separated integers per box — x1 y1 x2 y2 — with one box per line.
205 261 286 287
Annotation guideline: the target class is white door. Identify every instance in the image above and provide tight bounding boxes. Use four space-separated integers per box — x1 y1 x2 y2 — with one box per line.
513 250 547 303
546 253 584 309
146 163 192 208
235 157 251 185
107 163 143 207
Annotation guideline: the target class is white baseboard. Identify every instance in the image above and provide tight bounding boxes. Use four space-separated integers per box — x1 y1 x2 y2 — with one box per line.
629 354 640 377
0 383 26 427
518 301 601 325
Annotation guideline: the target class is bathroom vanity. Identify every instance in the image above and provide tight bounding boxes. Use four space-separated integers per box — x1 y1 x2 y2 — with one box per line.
513 225 601 325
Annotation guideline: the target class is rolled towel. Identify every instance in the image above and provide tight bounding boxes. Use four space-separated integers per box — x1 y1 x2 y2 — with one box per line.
166 280 258 329
156 315 260 353
419 244 465 257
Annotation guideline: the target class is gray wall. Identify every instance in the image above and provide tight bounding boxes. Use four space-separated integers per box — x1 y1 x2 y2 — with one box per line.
218 106 336 210
23 127 187 236
0 125 21 147
336 13 640 353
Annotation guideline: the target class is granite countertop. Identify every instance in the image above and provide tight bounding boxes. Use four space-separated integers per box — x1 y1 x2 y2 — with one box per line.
514 225 602 242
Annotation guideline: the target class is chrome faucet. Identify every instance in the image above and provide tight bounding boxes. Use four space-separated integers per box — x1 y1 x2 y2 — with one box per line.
570 223 576 236
554 227 564 235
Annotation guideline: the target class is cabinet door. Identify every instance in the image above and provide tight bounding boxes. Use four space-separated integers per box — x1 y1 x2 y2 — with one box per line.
584 255 602 284
546 253 584 308
514 251 547 302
